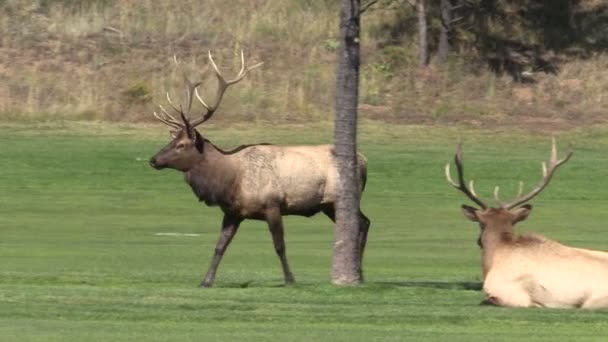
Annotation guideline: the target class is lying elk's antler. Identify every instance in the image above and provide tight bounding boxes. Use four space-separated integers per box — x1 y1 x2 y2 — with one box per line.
153 51 263 129
446 138 573 209
494 137 573 209
445 143 489 209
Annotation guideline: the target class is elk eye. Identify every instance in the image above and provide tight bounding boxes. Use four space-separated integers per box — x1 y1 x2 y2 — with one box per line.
176 143 186 151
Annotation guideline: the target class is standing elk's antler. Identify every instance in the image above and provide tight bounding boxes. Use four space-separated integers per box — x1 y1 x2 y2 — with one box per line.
153 51 263 129
495 137 573 209
190 51 263 127
445 143 489 209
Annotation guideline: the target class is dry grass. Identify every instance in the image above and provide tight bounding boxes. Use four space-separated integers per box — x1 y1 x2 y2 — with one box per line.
0 0 607 127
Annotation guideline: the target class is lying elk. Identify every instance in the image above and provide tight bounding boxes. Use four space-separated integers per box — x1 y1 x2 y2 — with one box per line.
446 138 608 309
149 51 370 287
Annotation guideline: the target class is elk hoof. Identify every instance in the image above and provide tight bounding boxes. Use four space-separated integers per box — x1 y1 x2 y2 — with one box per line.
480 296 501 306
199 281 214 288
285 275 296 285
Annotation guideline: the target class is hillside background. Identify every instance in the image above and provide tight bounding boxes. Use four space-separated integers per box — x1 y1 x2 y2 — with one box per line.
1 0 607 128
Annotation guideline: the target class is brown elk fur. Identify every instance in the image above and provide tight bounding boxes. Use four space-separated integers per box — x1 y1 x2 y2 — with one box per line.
148 51 370 287
150 127 370 287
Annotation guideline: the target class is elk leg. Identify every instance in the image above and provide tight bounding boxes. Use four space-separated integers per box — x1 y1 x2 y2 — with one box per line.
358 210 371 278
321 205 336 223
200 214 243 288
266 207 295 285
582 296 608 309
480 296 502 306
324 205 369 281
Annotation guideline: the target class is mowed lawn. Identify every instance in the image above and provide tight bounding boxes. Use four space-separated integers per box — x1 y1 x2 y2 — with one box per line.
2 121 608 341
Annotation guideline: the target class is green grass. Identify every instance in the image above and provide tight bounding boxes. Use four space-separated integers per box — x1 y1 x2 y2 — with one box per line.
2 121 608 341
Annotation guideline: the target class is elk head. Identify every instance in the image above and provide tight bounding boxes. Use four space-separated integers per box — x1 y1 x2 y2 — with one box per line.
149 51 263 172
445 138 573 248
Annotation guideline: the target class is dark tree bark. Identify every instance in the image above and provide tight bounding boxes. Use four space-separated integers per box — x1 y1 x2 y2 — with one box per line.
332 0 362 285
438 0 452 63
417 0 429 67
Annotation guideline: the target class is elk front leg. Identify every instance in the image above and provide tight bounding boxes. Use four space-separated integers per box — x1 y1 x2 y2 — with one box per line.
200 214 243 288
266 207 295 285
581 296 608 309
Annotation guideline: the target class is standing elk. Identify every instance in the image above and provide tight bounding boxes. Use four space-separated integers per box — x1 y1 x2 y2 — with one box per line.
446 138 608 309
148 51 370 287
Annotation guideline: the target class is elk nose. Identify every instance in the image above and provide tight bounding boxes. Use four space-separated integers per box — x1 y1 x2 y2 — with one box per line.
149 157 158 168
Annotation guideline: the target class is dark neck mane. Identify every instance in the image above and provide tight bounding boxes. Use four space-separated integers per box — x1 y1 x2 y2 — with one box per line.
218 143 273 155
182 135 272 211
184 141 239 210
199 135 272 155
481 230 545 277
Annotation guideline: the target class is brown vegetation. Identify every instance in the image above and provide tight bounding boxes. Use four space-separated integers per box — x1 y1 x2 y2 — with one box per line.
1 0 607 127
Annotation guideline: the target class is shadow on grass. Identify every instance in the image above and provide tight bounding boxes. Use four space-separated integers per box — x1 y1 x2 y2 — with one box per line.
364 280 482 291
212 281 295 289
214 280 483 291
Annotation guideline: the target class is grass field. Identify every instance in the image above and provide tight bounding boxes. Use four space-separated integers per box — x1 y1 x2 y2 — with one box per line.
2 121 608 341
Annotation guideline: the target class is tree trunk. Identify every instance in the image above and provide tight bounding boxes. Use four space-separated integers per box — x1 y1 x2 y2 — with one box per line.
332 0 362 285
438 0 451 64
417 0 429 67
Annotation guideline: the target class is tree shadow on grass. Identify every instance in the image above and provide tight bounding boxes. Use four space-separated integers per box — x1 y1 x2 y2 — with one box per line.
213 281 308 289
214 280 483 291
372 280 482 291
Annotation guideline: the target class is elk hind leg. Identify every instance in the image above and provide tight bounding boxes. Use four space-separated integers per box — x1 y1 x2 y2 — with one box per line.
482 279 534 308
321 204 336 223
266 207 295 285
480 293 532 308
358 210 371 278
323 205 370 280
480 296 502 306
200 214 242 288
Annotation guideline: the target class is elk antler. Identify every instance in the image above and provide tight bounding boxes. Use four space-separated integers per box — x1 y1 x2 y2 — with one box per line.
190 51 263 127
495 137 573 209
445 143 488 209
153 51 262 129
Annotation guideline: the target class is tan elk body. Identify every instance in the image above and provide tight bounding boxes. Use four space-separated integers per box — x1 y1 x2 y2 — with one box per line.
229 144 366 217
446 139 608 309
149 52 369 287
178 141 366 218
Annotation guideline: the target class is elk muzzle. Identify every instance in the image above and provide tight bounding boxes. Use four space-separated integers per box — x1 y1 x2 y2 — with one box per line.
149 156 166 170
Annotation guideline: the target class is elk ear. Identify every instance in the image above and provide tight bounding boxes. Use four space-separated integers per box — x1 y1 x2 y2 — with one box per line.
512 204 532 224
462 205 479 222
193 130 204 153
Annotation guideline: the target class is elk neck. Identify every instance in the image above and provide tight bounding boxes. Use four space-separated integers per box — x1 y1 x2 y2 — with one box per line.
183 140 240 210
480 225 516 278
